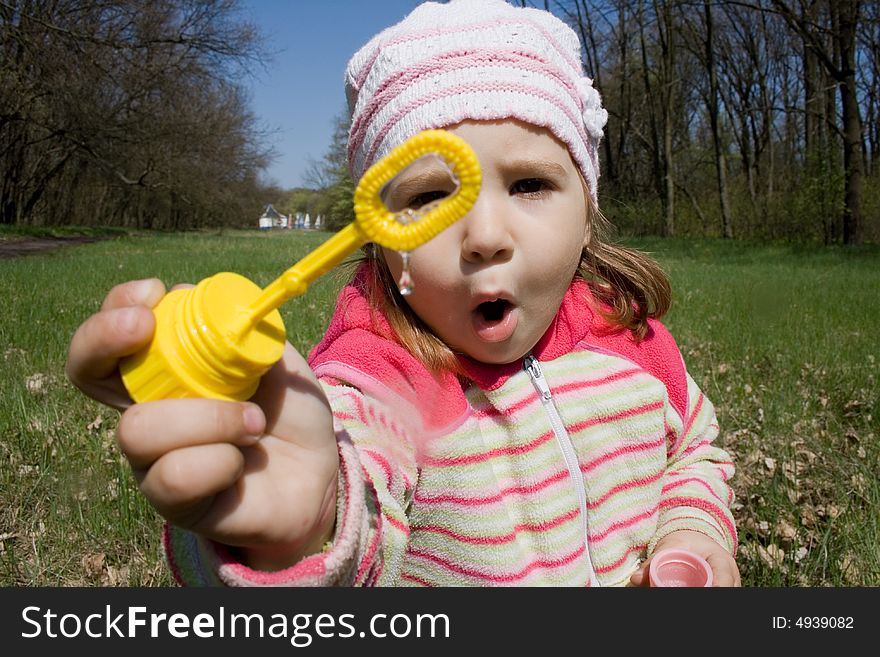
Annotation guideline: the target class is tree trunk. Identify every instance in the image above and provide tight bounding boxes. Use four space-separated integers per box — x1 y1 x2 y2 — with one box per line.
663 109 675 237
802 1 821 156
704 0 733 238
614 0 630 189
659 0 676 237
638 2 666 233
833 1 863 245
772 0 865 245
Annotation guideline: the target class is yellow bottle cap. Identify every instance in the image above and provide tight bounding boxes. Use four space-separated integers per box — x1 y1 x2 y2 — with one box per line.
120 273 285 402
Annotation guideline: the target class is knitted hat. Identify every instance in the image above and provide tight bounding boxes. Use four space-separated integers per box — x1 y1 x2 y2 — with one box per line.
345 0 608 204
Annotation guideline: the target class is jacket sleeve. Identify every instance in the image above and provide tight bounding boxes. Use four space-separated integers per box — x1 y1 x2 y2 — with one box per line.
163 381 418 586
649 373 737 556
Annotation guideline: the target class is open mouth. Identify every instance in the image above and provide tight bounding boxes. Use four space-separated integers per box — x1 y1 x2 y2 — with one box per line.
471 297 517 342
476 299 511 323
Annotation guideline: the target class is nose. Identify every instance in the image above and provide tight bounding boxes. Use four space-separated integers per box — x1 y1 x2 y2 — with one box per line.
460 193 514 264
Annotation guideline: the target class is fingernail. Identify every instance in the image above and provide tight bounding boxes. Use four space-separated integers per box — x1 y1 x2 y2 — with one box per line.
242 404 264 439
116 307 139 334
131 278 162 305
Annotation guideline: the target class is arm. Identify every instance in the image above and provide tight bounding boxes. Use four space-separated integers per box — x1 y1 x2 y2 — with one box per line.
164 381 420 586
632 374 739 586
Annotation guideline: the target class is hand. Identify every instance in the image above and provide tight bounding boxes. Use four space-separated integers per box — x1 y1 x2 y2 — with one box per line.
66 279 340 571
629 530 741 587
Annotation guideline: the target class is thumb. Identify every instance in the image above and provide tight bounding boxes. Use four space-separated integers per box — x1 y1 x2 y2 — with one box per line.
629 559 651 587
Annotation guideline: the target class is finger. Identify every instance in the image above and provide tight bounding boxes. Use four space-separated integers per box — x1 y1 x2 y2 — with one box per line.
629 562 649 587
170 282 195 292
68 278 165 407
706 553 739 587
137 442 246 526
101 278 166 311
66 305 158 409
118 399 265 470
68 305 156 382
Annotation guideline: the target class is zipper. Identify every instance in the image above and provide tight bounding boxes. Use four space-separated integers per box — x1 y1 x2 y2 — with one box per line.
524 354 600 586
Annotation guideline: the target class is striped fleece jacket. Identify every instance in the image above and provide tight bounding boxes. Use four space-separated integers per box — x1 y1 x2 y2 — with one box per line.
164 266 737 586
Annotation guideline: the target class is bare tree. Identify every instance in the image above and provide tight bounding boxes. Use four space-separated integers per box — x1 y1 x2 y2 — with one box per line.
684 0 734 238
0 0 273 229
558 0 877 243
771 0 865 245
650 0 679 237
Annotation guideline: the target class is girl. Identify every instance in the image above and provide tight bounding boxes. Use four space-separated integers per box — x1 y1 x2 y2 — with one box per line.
67 0 739 586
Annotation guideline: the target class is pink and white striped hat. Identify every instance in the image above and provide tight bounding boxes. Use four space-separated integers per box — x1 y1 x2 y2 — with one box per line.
345 0 608 204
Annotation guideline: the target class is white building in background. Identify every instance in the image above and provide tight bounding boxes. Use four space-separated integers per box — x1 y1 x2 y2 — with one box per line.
258 204 287 229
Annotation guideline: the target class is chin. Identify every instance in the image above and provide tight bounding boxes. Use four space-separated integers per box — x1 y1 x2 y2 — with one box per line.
462 342 530 366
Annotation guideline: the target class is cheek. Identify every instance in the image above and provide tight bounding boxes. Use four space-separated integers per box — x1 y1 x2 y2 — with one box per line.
383 239 458 287
533 221 586 272
522 231 585 302
568 234 587 272
380 246 457 305
560 210 589 270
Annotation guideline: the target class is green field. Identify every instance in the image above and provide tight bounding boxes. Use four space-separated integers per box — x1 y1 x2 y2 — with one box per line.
1 230 877 586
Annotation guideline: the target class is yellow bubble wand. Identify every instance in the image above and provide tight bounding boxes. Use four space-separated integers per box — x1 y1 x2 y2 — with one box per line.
119 130 481 403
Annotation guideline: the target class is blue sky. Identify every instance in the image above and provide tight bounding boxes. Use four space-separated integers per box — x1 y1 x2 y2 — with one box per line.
242 0 423 189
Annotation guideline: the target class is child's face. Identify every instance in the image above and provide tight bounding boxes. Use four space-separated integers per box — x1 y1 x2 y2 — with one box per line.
380 120 589 365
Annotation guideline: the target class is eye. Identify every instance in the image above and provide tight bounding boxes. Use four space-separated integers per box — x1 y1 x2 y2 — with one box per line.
405 189 450 209
510 178 552 197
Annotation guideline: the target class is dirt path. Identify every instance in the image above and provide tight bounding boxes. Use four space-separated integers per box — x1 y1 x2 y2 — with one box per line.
0 235 109 259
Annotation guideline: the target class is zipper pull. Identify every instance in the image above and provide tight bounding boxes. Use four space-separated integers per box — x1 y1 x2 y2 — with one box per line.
523 354 552 401
523 353 540 377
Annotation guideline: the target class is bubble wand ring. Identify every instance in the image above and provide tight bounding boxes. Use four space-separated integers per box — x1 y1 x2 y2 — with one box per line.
120 130 481 402
353 129 481 251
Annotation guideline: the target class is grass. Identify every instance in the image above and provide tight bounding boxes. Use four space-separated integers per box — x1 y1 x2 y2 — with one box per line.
633 237 880 586
1 230 877 586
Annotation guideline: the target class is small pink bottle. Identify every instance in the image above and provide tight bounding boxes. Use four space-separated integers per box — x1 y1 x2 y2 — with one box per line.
648 549 714 587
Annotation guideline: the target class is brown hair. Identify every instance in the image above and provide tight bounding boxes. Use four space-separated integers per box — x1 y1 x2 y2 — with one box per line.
355 198 671 374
